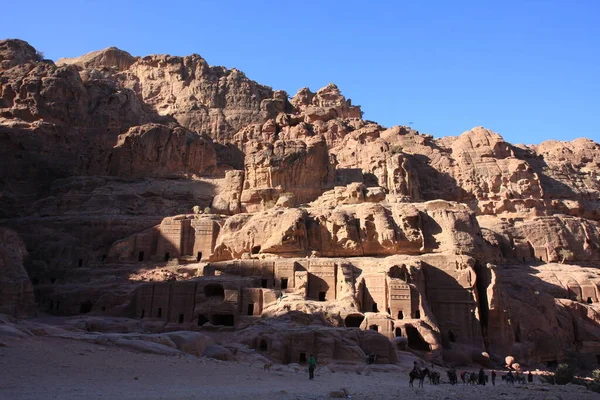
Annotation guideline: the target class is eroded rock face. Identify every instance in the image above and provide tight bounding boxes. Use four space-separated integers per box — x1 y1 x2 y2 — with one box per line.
2 39 600 368
108 123 217 178
0 228 35 316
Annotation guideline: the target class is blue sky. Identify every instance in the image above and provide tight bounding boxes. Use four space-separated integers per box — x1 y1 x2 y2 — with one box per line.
2 1 599 144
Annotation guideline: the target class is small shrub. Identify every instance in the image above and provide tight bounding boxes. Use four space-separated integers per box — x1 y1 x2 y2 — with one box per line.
390 144 403 154
589 369 600 393
35 50 45 61
203 207 211 214
558 248 574 264
554 363 575 385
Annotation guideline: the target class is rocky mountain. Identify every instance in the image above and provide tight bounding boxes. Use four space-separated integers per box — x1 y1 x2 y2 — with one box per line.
1 38 600 369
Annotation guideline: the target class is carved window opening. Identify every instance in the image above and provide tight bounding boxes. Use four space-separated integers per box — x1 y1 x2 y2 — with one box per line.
369 324 379 332
197 252 202 262
164 252 170 262
318 292 326 301
197 314 209 326
588 297 593 304
261 279 268 288
79 300 93 314
251 246 261 255
398 310 404 320
247 303 254 316
299 352 307 363
157 307 162 318
140 309 145 318
138 251 144 262
414 310 420 319
395 328 402 337
178 313 184 324
281 278 288 290
448 330 456 343
372 303 378 312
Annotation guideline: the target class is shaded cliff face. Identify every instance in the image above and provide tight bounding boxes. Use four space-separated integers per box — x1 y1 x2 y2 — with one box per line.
1 38 600 368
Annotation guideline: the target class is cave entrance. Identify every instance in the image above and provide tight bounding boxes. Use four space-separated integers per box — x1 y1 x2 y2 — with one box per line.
344 314 364 328
588 297 593 304
138 251 144 262
251 246 261 255
197 314 209 326
406 325 430 351
259 339 268 351
281 278 288 289
212 314 234 326
299 352 307 363
197 252 202 262
204 284 225 300
247 303 254 316
79 300 93 314
318 292 326 301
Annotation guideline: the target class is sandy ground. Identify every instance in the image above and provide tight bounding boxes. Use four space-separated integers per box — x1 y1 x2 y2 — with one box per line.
0 336 598 400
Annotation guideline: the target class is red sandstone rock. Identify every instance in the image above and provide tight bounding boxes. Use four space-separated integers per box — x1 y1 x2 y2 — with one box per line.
1 39 600 369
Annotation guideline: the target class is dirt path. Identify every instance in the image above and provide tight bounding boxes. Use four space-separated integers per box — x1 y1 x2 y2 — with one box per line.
0 336 597 400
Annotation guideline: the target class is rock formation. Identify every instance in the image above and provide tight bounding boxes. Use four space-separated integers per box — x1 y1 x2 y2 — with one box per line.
1 38 600 369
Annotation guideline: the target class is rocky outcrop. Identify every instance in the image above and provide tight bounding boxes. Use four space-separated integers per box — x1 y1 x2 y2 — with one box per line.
0 39 40 69
57 47 137 71
108 123 217 177
240 136 335 211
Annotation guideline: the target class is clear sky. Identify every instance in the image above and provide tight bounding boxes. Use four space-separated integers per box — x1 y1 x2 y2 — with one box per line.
2 0 599 144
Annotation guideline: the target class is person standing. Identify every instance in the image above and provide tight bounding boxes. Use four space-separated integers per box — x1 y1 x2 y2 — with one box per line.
528 370 533 383
491 369 496 386
478 367 486 385
308 354 317 380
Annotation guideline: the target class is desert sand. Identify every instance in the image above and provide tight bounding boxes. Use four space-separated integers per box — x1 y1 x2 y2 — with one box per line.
1 335 597 400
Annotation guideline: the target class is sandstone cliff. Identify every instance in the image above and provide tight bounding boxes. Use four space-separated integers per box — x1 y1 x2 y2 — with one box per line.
1 38 600 369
